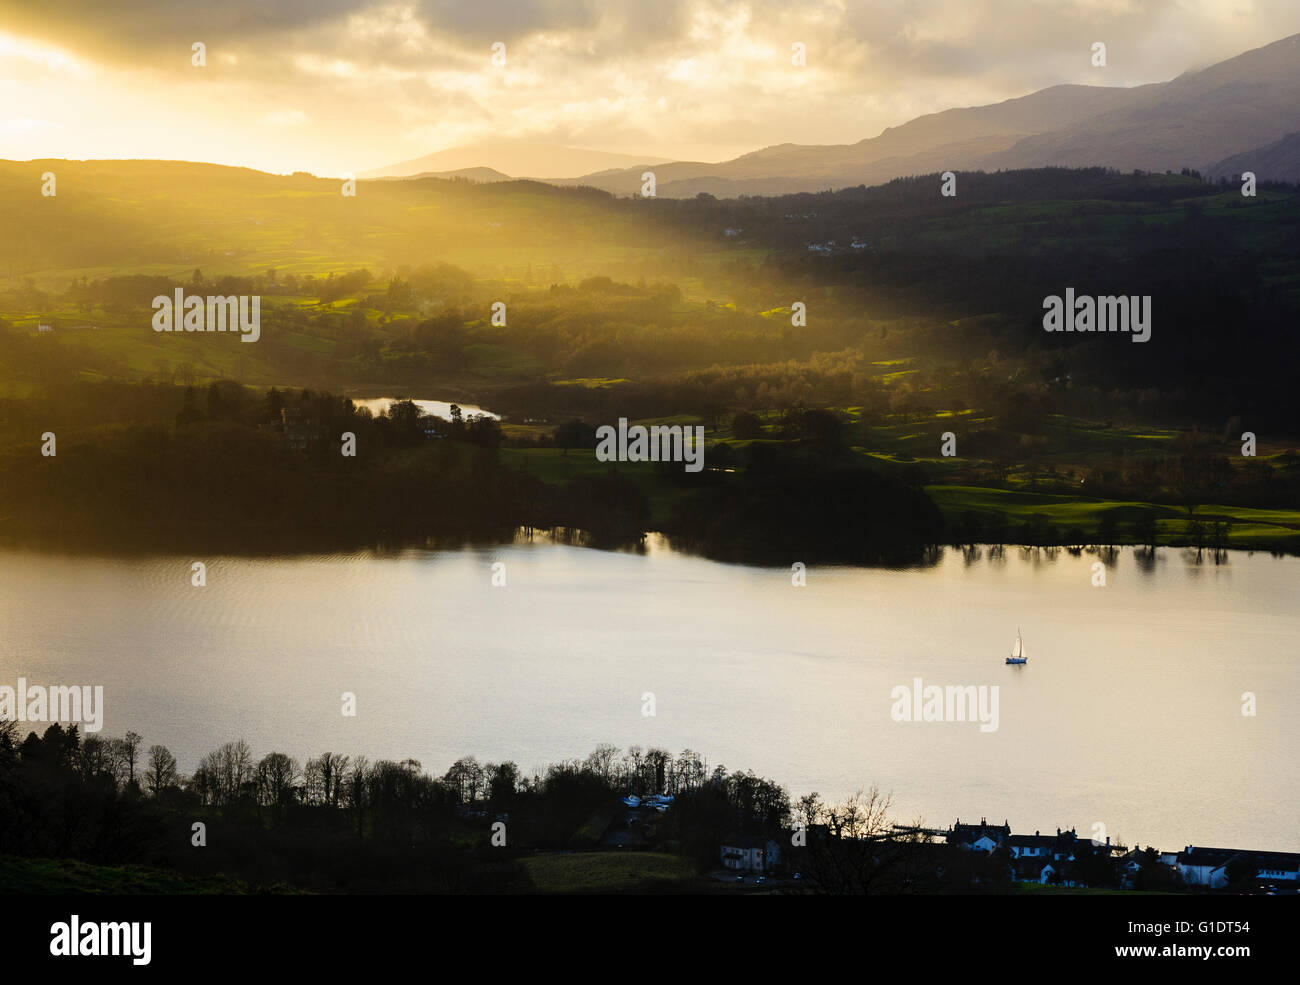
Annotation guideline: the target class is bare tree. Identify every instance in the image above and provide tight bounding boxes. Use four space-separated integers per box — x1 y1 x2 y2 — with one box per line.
442 756 484 803
304 751 351 807
346 755 370 836
623 746 646 793
199 739 254 805
78 735 110 782
145 744 178 797
797 792 823 830
116 731 143 789
255 752 300 811
582 743 620 785
672 749 706 793
802 786 925 894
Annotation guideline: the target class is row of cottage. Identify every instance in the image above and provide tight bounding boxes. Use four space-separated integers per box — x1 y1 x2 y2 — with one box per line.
717 816 1300 890
948 818 1300 889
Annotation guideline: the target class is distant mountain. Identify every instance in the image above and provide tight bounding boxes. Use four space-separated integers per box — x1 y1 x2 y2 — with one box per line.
372 166 513 183
547 32 1300 197
1206 131 1300 184
978 34 1300 175
361 139 672 180
363 34 1300 198
549 82 1133 196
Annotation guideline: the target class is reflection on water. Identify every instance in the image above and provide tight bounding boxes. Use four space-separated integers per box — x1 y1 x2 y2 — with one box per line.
0 541 1295 852
350 397 499 420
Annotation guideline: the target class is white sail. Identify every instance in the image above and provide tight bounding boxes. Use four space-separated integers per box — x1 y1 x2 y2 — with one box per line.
1012 629 1024 659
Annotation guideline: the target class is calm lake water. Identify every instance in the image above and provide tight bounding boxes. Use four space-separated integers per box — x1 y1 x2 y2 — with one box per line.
2 540 1296 852
350 397 499 420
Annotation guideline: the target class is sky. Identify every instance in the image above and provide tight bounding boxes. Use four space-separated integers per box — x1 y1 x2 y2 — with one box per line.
1 0 1299 177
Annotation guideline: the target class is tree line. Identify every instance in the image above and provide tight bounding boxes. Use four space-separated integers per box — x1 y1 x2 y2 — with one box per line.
0 720 796 892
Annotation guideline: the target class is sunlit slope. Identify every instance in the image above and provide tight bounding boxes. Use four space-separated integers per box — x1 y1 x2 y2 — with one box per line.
0 160 697 286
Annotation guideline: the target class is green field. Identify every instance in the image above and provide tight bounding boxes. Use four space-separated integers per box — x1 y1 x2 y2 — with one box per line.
928 485 1300 550
500 447 698 527
0 855 269 894
520 851 701 893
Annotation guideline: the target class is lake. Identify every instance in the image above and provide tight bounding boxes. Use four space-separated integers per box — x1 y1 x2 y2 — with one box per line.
349 397 499 420
1 539 1296 852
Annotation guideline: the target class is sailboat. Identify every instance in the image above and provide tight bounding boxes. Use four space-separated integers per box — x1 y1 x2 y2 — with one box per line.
1006 628 1028 665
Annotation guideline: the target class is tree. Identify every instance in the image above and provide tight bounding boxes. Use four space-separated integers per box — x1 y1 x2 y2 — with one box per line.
553 418 595 455
255 752 300 812
346 756 370 836
487 761 520 805
802 786 925 894
145 744 178 797
120 731 142 788
672 749 705 793
582 744 620 785
78 735 111 782
731 411 763 440
1097 510 1117 549
443 756 484 803
797 792 823 830
196 739 254 806
304 751 350 807
1135 512 1158 552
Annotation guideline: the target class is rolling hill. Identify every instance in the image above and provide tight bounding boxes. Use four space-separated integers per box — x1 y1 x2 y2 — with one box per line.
361 139 673 180
1207 131 1300 184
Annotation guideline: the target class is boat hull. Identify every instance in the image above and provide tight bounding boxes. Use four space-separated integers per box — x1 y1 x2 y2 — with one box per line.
1005 657 1027 665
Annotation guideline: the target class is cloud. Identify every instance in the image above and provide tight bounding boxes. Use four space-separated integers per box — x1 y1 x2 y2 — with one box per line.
0 0 1297 173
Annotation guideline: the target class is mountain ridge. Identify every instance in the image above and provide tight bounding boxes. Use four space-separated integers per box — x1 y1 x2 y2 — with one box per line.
364 32 1300 198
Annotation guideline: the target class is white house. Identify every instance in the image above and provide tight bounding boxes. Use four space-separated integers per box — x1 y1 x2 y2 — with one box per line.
1173 846 1300 887
1257 856 1300 882
1010 859 1078 886
1176 847 1230 887
1007 833 1056 859
948 818 1010 852
720 834 782 873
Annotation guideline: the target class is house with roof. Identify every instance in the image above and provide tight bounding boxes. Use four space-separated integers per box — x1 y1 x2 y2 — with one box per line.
1255 853 1300 883
1010 827 1115 862
1010 857 1074 885
1007 832 1056 859
1119 859 1140 887
1177 846 1300 888
1116 849 1146 887
947 818 1010 852
1176 847 1239 887
720 833 783 873
279 406 328 452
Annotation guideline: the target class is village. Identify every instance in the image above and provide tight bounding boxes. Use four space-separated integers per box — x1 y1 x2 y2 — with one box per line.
705 816 1300 893
600 797 1299 892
